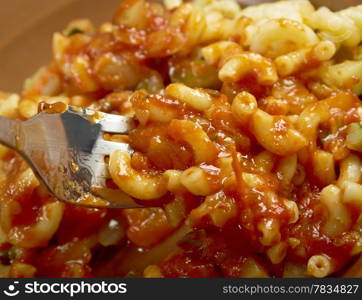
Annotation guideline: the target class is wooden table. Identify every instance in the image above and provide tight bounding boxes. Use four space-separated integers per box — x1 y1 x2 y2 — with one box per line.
0 0 120 92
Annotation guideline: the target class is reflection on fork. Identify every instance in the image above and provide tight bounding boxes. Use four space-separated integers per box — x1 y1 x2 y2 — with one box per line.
0 103 141 208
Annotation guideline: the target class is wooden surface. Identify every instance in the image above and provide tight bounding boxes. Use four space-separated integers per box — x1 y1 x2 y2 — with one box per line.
0 0 361 278
0 0 74 49
0 0 120 92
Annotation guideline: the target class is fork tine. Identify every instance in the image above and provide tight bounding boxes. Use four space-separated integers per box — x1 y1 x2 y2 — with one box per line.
92 140 134 155
90 160 110 187
93 162 110 178
94 111 136 134
92 187 143 208
69 106 136 134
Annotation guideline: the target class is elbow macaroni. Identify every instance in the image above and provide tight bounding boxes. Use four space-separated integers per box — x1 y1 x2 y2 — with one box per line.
307 254 335 278
180 167 217 196
165 83 212 111
320 184 351 237
109 150 167 200
167 119 218 164
274 40 336 77
219 52 278 85
245 18 319 58
251 109 308 156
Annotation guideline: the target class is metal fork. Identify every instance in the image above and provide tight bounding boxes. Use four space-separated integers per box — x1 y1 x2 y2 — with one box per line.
0 104 142 208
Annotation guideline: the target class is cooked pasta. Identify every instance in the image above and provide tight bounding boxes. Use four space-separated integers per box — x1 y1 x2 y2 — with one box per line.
0 0 362 278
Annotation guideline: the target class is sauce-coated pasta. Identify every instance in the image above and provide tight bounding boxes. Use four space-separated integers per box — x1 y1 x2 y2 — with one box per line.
1 0 362 278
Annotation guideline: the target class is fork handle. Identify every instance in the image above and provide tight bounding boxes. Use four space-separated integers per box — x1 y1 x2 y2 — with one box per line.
0 116 21 150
